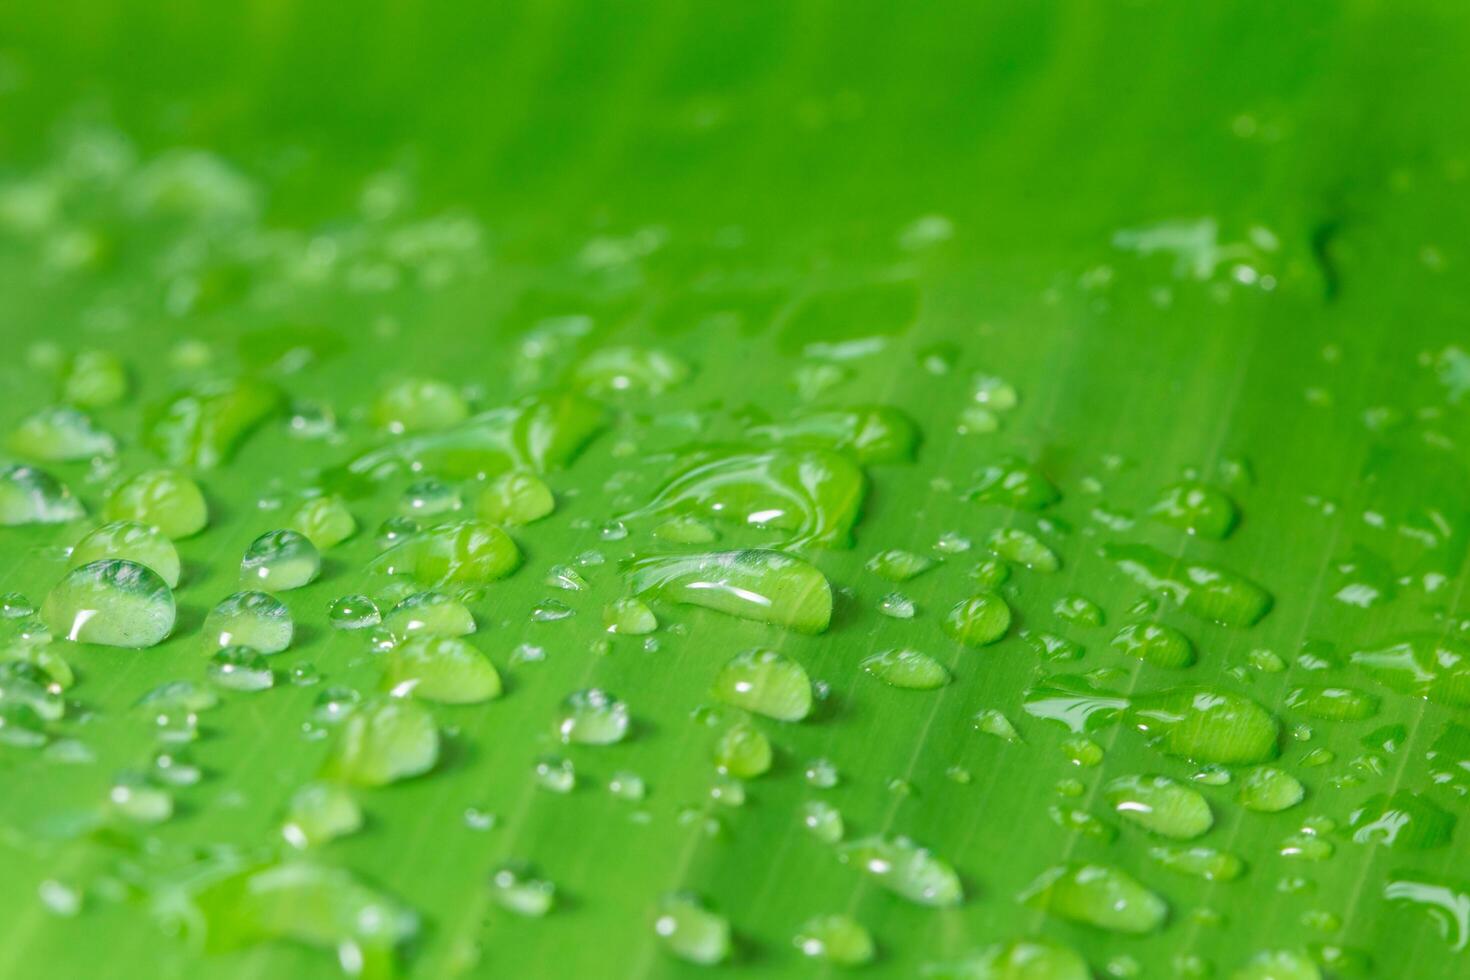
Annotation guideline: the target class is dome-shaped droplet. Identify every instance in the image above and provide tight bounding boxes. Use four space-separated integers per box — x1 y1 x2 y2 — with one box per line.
654 893 730 965
282 781 362 849
103 469 207 538
555 688 630 744
862 648 951 690
9 406 116 461
288 495 356 549
836 835 963 907
945 592 1012 646
207 646 276 692
69 520 181 588
0 464 85 526
384 592 475 639
321 697 439 786
793 913 874 966
476 471 555 526
1104 774 1214 839
714 722 771 779
712 649 813 721
42 559 174 648
241 529 320 591
1022 863 1167 933
329 594 382 631
382 635 501 703
203 591 293 654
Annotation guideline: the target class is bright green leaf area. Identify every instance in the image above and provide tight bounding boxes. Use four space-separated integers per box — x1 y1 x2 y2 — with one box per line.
1 1 1469 977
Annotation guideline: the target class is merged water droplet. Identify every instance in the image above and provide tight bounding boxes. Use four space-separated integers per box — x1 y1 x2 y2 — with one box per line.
747 404 918 463
476 471 555 525
145 377 281 468
627 549 832 633
42 559 174 648
373 377 468 433
1348 791 1455 849
921 939 1091 980
1111 623 1194 668
490 863 556 917
1149 480 1238 539
384 591 475 639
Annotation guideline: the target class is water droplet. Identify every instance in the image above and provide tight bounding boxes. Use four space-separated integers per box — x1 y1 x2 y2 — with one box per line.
1111 623 1194 668
654 893 730 965
108 772 172 823
1286 685 1379 720
288 495 357 549
1348 791 1455 849
1054 594 1104 627
9 405 116 461
373 377 468 433
241 529 320 591
801 800 844 843
1022 863 1166 933
383 636 501 703
329 594 382 630
1103 543 1271 627
145 377 281 468
533 755 576 793
969 456 1058 510
712 649 812 721
208 646 275 692
1149 481 1238 539
923 939 1091 980
1104 774 1213 839
714 722 771 778
1149 844 1244 881
866 548 936 582
628 549 832 633
603 596 657 635
793 914 874 966
42 559 174 647
63 348 128 407
203 591 293 653
837 835 963 906
805 757 841 788
747 405 917 463
491 863 556 917
0 464 85 525
973 708 1022 742
1231 950 1321 980
988 528 1059 571
321 697 439 786
944 592 1011 646
69 520 180 587
475 471 555 526
373 520 521 586
1237 767 1305 812
384 592 474 639
103 469 207 538
1349 634 1470 708
609 770 646 802
555 688 630 744
573 346 690 396
862 648 951 689
282 781 362 849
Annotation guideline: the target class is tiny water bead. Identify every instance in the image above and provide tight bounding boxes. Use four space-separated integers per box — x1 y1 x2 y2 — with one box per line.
103 469 208 538
627 550 832 633
944 592 1012 646
9 405 116 461
282 781 362 849
654 893 731 965
801 800 845 843
712 649 813 721
1104 775 1214 839
475 471 555 525
329 594 382 630
241 529 321 591
68 521 181 588
862 648 951 690
203 591 293 653
0 464 85 525
288 495 357 549
42 559 175 648
1022 863 1167 934
556 688 631 744
836 835 963 907
382 636 501 703
1111 623 1194 668
384 592 475 638
793 913 875 966
207 646 276 692
322 697 439 786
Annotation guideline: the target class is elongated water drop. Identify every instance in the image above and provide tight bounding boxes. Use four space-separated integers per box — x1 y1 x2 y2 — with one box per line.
382 636 501 704
1104 543 1271 627
1104 774 1213 839
969 456 1058 510
1149 844 1244 881
373 377 468 433
42 559 174 648
69 521 180 588
988 528 1059 571
1349 634 1470 707
322 697 439 786
144 377 281 468
862 648 951 690
203 591 293 653
104 469 207 538
0 464 85 526
866 548 936 582
1021 863 1167 933
9 406 116 461
836 835 963 906
1348 791 1455 849
627 550 832 633
712 649 812 721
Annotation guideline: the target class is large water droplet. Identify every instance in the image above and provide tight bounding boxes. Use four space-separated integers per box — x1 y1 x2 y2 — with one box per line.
42 559 174 648
0 464 85 525
712 649 812 721
69 520 181 588
144 377 281 468
321 697 439 785
1021 863 1167 933
9 406 116 461
203 591 293 653
1104 774 1213 839
373 520 521 586
241 529 320 591
384 592 475 639
382 636 501 703
556 688 630 744
103 469 207 538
